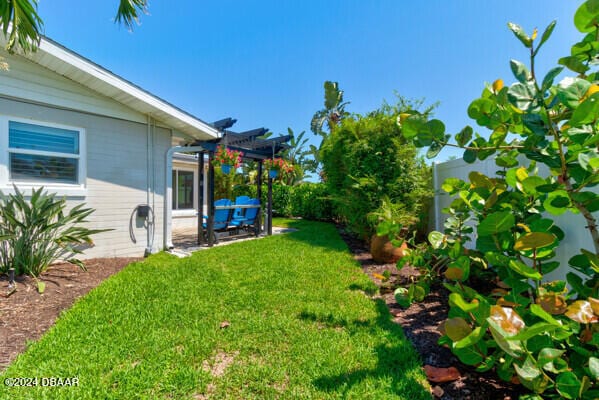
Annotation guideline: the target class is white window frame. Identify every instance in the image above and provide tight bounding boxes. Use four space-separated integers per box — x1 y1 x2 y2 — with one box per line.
172 166 196 216
0 116 87 196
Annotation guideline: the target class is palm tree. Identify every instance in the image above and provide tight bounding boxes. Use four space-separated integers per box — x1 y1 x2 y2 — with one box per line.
310 81 349 138
0 0 148 53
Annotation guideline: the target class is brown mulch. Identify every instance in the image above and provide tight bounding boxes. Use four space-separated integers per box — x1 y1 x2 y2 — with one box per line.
0 258 139 370
338 228 524 400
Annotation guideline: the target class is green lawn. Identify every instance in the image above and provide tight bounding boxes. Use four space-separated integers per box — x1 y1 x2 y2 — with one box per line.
0 219 430 399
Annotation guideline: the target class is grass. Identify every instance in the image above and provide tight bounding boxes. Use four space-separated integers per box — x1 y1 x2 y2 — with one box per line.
0 219 430 399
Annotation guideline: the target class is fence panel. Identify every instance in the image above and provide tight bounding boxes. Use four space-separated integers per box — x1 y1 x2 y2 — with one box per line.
431 158 598 282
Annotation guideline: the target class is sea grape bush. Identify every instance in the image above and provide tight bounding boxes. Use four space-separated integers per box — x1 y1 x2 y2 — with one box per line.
398 2 599 398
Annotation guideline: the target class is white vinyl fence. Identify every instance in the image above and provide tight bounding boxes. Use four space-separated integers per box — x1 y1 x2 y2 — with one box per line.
431 158 599 282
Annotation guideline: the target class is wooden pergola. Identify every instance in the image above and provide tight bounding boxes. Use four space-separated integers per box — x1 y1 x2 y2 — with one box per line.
189 118 291 247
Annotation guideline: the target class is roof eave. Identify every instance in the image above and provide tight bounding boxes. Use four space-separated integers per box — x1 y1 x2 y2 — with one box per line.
15 36 219 140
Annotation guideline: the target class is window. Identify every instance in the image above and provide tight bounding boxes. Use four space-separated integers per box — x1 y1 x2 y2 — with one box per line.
172 169 194 210
5 119 84 186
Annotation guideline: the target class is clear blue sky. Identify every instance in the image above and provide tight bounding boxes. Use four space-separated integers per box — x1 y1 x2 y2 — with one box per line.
37 1 580 161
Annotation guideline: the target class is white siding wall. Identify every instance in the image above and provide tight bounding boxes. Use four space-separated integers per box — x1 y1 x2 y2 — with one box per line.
0 95 170 258
432 158 599 282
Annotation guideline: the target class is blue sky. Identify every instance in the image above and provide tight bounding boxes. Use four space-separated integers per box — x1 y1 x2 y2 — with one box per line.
38 1 580 161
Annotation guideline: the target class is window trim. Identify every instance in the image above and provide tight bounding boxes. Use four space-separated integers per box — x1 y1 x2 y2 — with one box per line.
172 167 196 213
0 116 87 196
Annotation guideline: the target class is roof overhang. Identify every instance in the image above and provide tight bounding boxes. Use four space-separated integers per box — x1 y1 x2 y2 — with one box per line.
9 36 219 140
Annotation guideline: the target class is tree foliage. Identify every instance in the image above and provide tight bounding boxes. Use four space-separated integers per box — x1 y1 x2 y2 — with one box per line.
320 97 433 239
0 0 148 53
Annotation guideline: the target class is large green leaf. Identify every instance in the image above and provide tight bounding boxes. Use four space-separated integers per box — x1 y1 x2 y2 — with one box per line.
478 211 515 236
323 81 343 110
508 82 537 111
541 66 564 91
508 322 558 341
428 231 445 249
537 20 557 53
574 0 599 32
589 357 599 380
508 259 542 280
488 319 524 358
514 357 542 381
521 176 545 195
456 126 473 147
570 93 599 126
449 292 479 313
469 171 493 189
401 114 428 139
445 317 472 341
559 55 590 74
508 22 532 48
510 59 531 83
530 304 561 325
454 326 486 349
565 300 597 323
514 232 556 251
453 345 484 366
556 371 582 400
538 348 566 368
557 78 591 109
544 190 571 215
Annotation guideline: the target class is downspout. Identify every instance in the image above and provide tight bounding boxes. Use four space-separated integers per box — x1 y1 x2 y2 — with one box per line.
146 115 153 254
164 145 207 249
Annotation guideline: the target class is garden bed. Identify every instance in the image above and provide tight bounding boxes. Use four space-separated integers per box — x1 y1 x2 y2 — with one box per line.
0 258 139 370
338 227 524 400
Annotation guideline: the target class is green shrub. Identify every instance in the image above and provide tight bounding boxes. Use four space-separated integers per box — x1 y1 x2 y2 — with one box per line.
401 4 599 397
231 183 333 221
0 187 108 277
320 102 433 238
289 183 333 221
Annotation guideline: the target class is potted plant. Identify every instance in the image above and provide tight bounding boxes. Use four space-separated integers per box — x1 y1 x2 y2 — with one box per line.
367 197 417 264
264 158 293 179
213 145 243 174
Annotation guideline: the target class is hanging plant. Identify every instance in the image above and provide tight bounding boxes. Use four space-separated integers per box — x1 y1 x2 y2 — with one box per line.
264 158 294 179
213 145 243 174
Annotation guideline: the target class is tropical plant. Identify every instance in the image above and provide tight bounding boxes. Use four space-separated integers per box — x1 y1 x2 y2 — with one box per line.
0 186 109 277
278 128 317 184
0 0 148 53
320 97 433 239
310 81 349 139
400 3 599 398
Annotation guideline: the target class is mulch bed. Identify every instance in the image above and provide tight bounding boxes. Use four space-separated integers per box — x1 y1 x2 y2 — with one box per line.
0 258 139 370
338 227 524 400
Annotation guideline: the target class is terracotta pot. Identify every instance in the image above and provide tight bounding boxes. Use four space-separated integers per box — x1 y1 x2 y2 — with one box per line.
370 234 408 264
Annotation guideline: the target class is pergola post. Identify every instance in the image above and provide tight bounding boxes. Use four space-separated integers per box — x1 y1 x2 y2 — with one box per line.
256 160 263 235
189 121 291 245
207 151 215 247
267 174 273 236
197 152 204 245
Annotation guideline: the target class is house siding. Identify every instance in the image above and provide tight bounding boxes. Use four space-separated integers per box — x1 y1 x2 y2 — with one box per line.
0 95 170 258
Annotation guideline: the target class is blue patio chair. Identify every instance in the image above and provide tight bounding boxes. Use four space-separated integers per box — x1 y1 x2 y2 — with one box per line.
232 195 251 219
203 198 232 241
232 198 260 235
